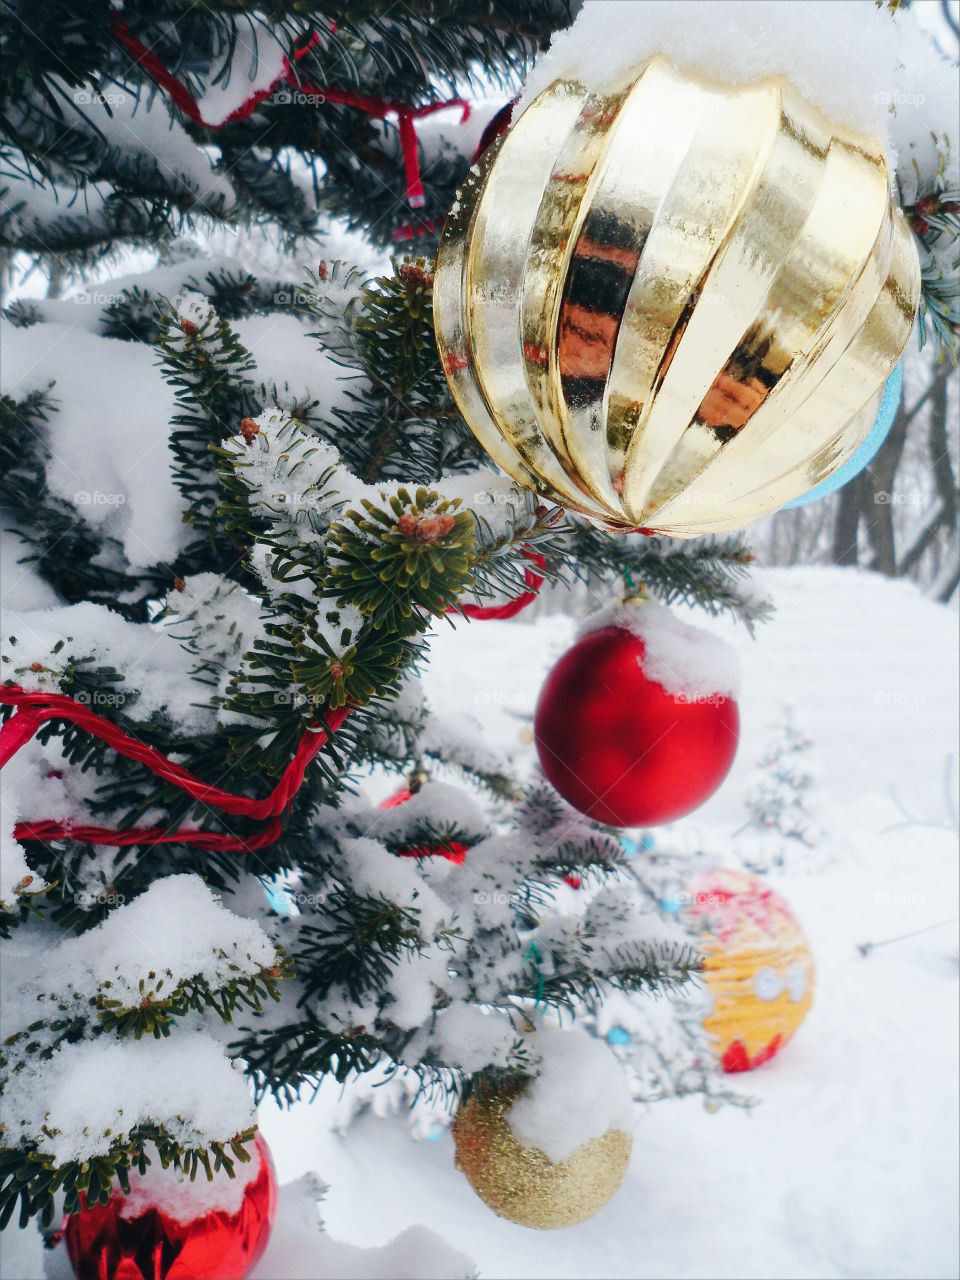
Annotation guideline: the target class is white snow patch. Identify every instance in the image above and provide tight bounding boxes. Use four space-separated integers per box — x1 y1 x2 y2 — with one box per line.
236 313 358 419
579 600 740 699
0 320 187 567
339 837 449 937
193 23 290 127
175 289 215 330
518 0 957 185
507 1025 633 1162
0 532 60 611
1 601 212 731
1 1032 254 1164
430 1003 517 1074
249 1175 474 1279
114 1135 268 1223
41 874 277 1013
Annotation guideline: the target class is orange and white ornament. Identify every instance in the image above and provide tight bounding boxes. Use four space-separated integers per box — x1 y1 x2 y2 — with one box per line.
686 868 814 1072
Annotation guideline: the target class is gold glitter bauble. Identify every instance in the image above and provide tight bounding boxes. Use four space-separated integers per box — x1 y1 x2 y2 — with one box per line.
453 1084 632 1229
434 57 920 536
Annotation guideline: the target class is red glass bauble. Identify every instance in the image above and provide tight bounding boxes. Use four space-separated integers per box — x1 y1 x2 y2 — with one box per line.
534 626 739 826
65 1134 277 1280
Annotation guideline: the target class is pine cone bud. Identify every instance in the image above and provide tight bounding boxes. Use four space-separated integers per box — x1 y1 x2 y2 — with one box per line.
240 417 261 444
399 261 434 289
397 512 456 542
415 514 455 542
179 319 199 336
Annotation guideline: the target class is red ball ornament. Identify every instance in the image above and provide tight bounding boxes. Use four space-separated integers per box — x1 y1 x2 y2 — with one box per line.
534 622 739 826
65 1134 277 1280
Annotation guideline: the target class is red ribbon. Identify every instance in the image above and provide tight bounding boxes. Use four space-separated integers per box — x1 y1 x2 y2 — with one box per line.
449 548 546 620
1 555 543 854
397 842 467 864
470 101 515 164
109 21 470 208
377 788 468 863
0 686 349 853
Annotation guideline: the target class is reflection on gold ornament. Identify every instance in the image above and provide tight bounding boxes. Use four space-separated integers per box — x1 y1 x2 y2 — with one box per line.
453 1083 631 1229
686 867 815 1072
435 58 920 536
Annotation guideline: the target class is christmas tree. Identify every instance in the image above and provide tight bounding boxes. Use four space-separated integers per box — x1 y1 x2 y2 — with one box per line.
0 0 954 1273
738 704 831 875
0 2 770 1269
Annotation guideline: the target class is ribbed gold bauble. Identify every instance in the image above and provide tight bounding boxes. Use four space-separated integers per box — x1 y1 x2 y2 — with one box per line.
434 57 920 536
453 1084 632 1229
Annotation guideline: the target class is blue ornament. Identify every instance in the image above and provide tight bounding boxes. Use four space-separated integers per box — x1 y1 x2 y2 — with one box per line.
606 1025 632 1046
660 896 682 914
785 363 902 508
620 832 654 856
263 879 294 915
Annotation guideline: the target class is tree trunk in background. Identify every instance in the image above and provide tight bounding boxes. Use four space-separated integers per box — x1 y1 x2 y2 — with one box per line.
46 260 66 299
859 398 912 575
832 476 862 565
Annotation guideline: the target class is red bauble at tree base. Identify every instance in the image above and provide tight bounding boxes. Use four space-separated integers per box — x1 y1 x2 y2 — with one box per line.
65 1134 277 1280
534 626 740 827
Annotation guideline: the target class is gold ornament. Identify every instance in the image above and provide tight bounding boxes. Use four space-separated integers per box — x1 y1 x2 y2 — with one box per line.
453 1083 631 1229
434 58 920 536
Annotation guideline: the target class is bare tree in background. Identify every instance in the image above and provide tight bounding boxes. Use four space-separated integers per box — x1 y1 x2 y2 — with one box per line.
754 349 958 602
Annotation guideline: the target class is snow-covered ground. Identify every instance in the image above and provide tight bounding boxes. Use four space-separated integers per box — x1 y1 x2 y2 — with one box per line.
258 566 959 1280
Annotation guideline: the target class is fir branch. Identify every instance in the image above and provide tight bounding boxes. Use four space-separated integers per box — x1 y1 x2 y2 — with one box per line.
0 1125 259 1230
325 488 477 634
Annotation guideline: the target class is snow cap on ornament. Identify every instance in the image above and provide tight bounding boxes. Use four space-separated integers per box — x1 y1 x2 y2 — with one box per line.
535 600 740 826
434 0 920 537
453 1026 633 1229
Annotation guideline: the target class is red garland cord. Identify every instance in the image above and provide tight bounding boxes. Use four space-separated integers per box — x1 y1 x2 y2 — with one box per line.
450 548 546 620
0 689 350 853
109 21 470 208
1 553 544 853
